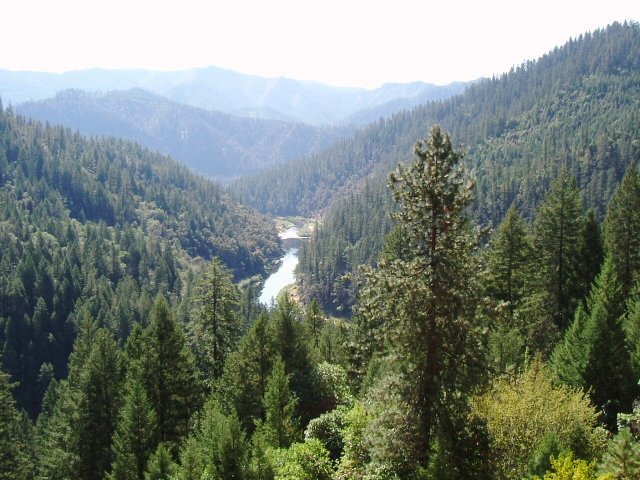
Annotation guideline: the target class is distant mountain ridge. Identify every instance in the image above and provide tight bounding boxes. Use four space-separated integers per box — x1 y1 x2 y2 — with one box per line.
0 65 468 124
16 88 345 181
344 81 470 125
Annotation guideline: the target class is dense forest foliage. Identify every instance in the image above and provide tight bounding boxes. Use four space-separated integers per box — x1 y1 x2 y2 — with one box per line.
4 20 640 480
297 178 395 315
17 89 346 181
294 21 640 314
0 105 281 417
4 123 640 479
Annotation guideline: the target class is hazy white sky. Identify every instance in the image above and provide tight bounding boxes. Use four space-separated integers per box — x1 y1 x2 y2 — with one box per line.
2 0 639 88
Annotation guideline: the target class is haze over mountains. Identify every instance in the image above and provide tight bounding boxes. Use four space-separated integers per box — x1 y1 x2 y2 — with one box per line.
234 22 640 221
1 66 468 125
16 89 346 181
4 66 468 180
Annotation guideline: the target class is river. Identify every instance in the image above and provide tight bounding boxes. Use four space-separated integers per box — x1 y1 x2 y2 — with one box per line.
259 226 306 305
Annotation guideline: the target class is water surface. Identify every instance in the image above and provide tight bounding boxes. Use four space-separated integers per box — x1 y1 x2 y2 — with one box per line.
259 226 305 305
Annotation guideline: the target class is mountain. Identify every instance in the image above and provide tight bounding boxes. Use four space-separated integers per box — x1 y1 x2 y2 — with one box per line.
16 88 344 181
239 21 640 314
0 104 284 413
0 104 281 278
343 81 469 125
0 66 466 125
233 21 640 221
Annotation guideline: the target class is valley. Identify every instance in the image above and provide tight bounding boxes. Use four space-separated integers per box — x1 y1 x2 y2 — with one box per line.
2 20 640 480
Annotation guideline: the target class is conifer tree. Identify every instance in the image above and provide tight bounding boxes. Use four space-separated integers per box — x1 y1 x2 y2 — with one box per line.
576 208 604 299
218 311 275 432
240 284 260 329
551 304 589 388
189 258 242 383
304 298 324 352
109 370 157 480
271 295 309 375
35 313 98 479
76 329 125 480
270 294 316 423
256 356 301 449
357 125 482 475
604 163 640 300
598 428 640 478
0 369 34 479
533 168 583 331
552 256 635 429
177 398 249 479
35 380 80 479
483 205 532 312
144 443 176 480
582 257 636 428
137 296 204 452
624 292 640 378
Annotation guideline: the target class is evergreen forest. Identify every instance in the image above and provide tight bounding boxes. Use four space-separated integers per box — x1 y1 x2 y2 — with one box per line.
3 20 640 480
291 21 640 315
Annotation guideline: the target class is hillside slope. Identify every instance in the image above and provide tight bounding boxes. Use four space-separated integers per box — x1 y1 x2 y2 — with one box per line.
286 21 640 314
233 21 640 222
0 106 281 278
0 105 283 413
17 88 344 181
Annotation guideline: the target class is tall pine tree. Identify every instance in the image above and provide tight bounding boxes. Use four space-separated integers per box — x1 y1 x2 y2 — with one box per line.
533 168 583 332
188 258 242 383
255 356 301 449
218 311 275 433
108 369 157 480
177 398 249 479
552 256 635 429
576 208 604 300
76 329 125 480
482 205 532 312
134 296 204 452
358 125 483 476
0 369 34 479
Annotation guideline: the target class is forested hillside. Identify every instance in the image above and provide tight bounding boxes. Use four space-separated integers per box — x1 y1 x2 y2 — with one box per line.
17 89 346 181
233 21 640 220
4 123 640 479
0 104 281 416
291 21 640 314
4 20 640 480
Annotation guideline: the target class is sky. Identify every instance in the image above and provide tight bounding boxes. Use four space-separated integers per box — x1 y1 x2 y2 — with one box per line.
2 0 639 89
